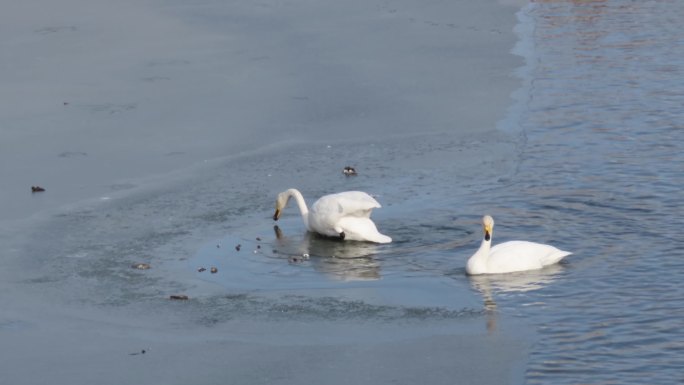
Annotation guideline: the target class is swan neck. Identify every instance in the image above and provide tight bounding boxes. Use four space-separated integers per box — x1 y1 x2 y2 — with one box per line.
476 238 491 259
468 238 491 274
475 227 493 262
287 189 309 226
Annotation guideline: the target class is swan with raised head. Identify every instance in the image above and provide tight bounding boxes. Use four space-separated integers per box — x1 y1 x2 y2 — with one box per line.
273 189 391 243
466 215 570 275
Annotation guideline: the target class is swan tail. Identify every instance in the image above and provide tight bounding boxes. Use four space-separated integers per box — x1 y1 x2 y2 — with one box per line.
544 250 572 266
366 232 392 244
336 217 392 244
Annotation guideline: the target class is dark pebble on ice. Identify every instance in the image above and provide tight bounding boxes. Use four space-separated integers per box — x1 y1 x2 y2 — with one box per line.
256 237 261 241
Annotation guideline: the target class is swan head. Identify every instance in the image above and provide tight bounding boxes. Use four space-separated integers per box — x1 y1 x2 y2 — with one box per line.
273 191 289 221
482 215 494 241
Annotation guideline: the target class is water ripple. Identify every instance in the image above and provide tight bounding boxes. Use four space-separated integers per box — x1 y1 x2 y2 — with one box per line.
495 1 684 383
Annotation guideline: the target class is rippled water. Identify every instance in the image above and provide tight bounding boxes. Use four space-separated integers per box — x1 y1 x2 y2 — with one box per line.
488 1 684 383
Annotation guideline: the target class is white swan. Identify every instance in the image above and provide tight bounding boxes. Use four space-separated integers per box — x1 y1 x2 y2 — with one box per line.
466 215 571 275
273 189 391 243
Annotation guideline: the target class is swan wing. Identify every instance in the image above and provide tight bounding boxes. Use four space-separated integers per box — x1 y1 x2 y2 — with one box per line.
307 191 389 243
487 241 571 273
312 191 381 219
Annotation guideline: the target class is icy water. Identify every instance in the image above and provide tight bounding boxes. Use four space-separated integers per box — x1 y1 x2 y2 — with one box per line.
3 1 684 384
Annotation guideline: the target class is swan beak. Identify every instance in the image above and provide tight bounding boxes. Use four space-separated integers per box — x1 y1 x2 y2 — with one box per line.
273 209 281 221
484 224 492 241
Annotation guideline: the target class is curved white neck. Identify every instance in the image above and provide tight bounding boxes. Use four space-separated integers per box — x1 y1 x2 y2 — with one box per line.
286 189 310 228
468 238 492 274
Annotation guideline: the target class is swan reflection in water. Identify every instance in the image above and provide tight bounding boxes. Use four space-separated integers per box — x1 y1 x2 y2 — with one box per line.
469 263 564 294
273 225 382 281
467 264 565 333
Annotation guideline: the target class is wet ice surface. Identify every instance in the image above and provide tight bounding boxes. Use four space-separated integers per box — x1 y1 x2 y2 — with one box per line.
1 132 531 384
0 0 518 221
0 0 529 380
5 132 516 307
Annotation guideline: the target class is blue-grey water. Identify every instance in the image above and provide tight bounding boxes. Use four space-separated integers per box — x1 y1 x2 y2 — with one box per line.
2 1 684 384
503 2 684 383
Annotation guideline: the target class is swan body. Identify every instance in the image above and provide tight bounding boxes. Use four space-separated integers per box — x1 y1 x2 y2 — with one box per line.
466 215 570 275
273 189 391 243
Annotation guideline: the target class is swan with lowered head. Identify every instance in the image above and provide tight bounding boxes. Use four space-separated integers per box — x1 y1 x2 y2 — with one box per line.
273 189 391 244
466 215 570 275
